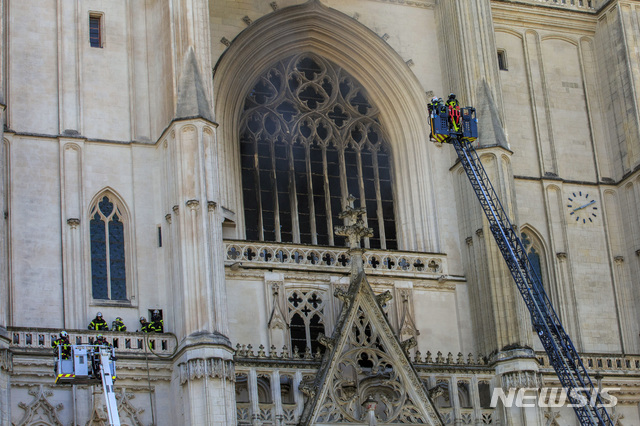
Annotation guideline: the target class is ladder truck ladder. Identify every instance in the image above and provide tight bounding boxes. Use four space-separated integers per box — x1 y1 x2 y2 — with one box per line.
96 347 121 426
450 135 613 426
54 344 121 426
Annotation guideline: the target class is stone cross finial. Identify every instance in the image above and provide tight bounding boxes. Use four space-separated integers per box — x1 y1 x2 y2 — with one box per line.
334 195 373 250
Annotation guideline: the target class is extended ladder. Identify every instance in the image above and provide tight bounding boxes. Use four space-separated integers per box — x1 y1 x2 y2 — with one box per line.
450 135 613 426
55 344 121 426
95 347 121 426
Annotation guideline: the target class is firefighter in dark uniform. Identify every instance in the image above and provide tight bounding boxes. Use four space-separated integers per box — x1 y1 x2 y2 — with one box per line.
139 316 151 333
150 310 164 333
112 317 126 332
52 331 71 359
446 93 461 132
95 334 112 348
88 312 109 331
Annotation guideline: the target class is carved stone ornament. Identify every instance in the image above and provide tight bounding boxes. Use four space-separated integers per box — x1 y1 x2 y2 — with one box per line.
375 290 392 306
317 333 335 350
67 218 80 228
400 336 417 353
298 269 442 425
501 370 541 390
0 348 12 372
179 357 235 384
398 289 420 339
16 385 64 426
114 390 145 426
268 282 287 330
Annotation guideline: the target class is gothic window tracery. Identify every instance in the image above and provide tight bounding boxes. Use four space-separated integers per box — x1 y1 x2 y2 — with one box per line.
286 289 326 354
240 53 397 249
89 194 128 301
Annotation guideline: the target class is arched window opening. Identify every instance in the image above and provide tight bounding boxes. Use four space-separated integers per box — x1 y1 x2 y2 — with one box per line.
89 194 127 301
240 53 397 249
235 374 250 403
521 231 545 290
286 289 326 355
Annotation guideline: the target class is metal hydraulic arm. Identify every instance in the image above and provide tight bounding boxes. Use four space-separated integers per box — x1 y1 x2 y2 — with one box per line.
96 347 121 426
450 135 613 426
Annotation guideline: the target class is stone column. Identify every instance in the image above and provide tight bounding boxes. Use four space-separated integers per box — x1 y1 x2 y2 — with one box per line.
435 0 507 148
164 120 235 425
60 141 86 328
0 344 11 426
494 352 544 426
457 147 533 357
0 115 8 331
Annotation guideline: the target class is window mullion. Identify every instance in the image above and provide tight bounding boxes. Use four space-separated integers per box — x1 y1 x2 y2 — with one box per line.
372 149 387 249
270 139 281 242
322 145 334 246
253 137 264 241
305 143 317 245
287 143 300 244
356 148 369 248
338 146 348 226
304 315 312 351
104 218 111 300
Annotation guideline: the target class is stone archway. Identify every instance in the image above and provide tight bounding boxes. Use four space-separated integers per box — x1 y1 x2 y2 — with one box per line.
214 0 440 252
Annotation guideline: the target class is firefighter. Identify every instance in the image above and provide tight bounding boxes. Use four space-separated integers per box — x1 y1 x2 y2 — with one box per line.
52 331 71 359
446 93 461 132
427 96 439 117
95 334 112 348
111 317 127 332
88 312 109 331
139 316 151 333
150 310 164 333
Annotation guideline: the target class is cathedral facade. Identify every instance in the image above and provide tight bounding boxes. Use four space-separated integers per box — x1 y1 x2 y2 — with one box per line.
0 0 639 424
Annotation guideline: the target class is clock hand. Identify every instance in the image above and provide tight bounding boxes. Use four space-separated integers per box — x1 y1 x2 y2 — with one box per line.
572 199 595 212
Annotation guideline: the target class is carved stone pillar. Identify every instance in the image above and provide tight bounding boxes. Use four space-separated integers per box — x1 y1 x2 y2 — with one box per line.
0 132 8 331
455 147 532 356
177 356 236 425
435 0 507 148
494 351 544 426
164 121 230 341
164 119 235 425
60 141 86 328
0 345 11 425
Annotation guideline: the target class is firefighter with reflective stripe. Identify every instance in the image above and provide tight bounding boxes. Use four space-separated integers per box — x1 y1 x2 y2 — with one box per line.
88 312 109 331
52 331 71 359
111 317 126 332
446 93 461 132
95 334 112 349
139 316 151 333
150 309 164 333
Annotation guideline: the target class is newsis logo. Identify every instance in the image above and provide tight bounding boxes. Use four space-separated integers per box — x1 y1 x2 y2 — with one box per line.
490 387 619 408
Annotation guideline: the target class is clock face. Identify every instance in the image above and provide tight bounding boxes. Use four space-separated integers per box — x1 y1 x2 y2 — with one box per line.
567 191 598 224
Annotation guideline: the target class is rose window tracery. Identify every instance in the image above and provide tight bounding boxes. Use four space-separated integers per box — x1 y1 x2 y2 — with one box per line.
240 53 397 249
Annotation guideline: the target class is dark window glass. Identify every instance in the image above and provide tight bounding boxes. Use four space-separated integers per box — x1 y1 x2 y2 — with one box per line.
89 195 127 300
240 53 397 247
89 16 102 48
497 49 508 71
290 313 306 354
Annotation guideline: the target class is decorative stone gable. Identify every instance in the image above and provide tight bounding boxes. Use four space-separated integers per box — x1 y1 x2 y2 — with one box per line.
298 271 443 425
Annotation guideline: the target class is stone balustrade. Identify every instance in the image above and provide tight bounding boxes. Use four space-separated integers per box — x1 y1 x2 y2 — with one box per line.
536 351 640 372
502 0 595 11
9 327 177 357
224 240 448 278
233 343 491 368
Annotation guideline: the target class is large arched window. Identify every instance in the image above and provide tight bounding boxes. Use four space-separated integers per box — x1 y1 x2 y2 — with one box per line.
89 194 128 300
240 53 397 249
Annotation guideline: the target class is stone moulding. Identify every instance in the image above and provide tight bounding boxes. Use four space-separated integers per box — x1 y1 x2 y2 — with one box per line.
178 357 235 384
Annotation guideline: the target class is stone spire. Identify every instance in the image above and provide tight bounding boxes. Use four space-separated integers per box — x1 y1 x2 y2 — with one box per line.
334 195 373 275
